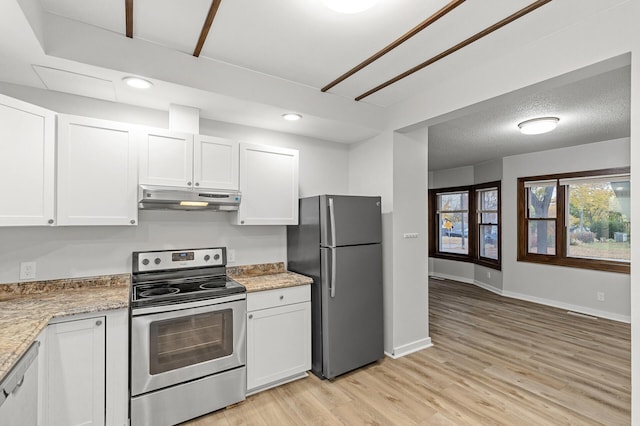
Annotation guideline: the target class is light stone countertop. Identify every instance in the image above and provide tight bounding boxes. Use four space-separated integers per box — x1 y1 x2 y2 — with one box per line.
227 262 313 292
0 275 129 384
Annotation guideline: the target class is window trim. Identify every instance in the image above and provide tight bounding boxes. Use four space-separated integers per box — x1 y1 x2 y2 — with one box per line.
517 167 630 274
429 181 501 270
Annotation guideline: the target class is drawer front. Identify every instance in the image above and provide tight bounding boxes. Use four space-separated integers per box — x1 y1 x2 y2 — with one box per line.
247 285 310 312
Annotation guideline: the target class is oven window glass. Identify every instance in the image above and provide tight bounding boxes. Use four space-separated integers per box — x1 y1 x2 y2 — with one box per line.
149 309 233 375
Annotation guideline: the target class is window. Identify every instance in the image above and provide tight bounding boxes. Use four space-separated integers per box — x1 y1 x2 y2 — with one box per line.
518 167 630 273
429 181 501 270
437 191 469 255
478 186 499 261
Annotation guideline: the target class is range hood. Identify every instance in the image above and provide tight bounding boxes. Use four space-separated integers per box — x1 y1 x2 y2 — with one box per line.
138 185 241 211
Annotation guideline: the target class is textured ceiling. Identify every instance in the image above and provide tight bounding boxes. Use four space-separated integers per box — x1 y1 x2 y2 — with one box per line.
427 64 631 171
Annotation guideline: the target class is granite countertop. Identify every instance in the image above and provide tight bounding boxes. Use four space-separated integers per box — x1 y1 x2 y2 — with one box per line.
227 262 313 292
0 263 312 385
0 274 129 384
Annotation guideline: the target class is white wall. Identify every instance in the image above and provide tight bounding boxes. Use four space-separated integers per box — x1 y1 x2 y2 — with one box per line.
347 129 430 356
502 138 631 321
0 85 349 284
390 130 430 356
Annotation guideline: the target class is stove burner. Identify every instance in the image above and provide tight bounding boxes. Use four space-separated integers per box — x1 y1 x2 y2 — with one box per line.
199 281 226 290
139 287 180 298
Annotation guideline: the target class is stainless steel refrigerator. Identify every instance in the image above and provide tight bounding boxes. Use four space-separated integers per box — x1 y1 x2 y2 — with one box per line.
287 195 383 379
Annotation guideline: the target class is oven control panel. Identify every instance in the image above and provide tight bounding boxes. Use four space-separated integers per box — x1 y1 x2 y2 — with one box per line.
133 248 226 272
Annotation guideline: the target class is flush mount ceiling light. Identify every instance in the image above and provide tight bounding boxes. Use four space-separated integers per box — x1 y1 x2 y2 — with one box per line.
282 113 303 121
123 76 153 89
517 117 559 135
323 0 377 14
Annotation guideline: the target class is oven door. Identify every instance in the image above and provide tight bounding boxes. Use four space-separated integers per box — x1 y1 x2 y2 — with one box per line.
131 294 246 396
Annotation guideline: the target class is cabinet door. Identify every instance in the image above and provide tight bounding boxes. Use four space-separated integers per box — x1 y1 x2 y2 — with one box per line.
0 94 56 226
139 128 194 187
57 115 138 225
47 317 106 426
235 143 299 225
193 135 239 190
247 301 311 391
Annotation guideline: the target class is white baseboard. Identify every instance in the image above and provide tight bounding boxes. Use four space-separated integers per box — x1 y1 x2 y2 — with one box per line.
501 289 631 323
430 272 630 323
385 337 433 359
429 272 474 285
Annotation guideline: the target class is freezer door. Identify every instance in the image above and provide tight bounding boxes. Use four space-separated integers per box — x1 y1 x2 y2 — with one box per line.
320 195 381 247
321 244 383 379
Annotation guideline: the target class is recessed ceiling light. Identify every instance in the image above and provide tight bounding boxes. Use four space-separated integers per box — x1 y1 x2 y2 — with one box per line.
282 113 303 121
123 76 153 89
518 117 559 135
323 0 377 14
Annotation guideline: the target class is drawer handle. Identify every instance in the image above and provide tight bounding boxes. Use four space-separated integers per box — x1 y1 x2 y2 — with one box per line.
248 314 253 319
96 320 103 326
279 295 284 300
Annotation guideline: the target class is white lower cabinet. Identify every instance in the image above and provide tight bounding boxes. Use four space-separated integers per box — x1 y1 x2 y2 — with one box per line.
246 285 311 394
39 309 128 426
47 316 105 426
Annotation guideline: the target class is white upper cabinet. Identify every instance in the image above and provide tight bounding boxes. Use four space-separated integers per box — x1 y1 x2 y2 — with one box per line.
0 94 56 226
194 135 239 190
233 143 299 225
57 114 139 226
139 130 239 190
139 128 194 188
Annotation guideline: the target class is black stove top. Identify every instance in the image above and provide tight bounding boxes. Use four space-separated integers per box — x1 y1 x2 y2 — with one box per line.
131 275 245 308
130 247 245 309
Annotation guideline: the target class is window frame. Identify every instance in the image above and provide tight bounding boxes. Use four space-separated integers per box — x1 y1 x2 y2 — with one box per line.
517 167 630 274
429 181 501 270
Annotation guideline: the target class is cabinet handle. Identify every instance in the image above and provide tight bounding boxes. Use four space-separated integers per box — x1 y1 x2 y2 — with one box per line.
248 314 253 319
195 182 200 186
48 219 54 224
279 295 284 300
187 181 192 186
96 320 103 326
130 219 136 225
241 220 245 224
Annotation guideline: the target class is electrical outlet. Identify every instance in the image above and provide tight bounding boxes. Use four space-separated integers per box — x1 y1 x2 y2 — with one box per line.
597 292 605 302
20 261 36 280
227 249 236 263
403 233 419 239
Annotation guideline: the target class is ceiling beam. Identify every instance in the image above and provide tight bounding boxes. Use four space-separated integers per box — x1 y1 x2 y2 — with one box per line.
322 0 466 93
355 0 553 102
125 0 133 38
193 0 223 57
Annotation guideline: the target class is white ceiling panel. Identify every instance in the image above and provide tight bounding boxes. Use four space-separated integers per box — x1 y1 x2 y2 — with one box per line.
199 0 439 88
134 0 212 55
41 0 124 34
33 65 116 101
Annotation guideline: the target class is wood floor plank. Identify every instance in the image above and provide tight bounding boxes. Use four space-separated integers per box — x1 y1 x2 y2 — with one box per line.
184 278 630 425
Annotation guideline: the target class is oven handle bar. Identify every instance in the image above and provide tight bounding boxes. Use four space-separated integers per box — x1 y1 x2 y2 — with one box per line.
132 293 246 316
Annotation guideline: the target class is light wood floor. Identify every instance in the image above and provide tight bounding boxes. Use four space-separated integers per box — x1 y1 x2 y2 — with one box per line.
185 278 631 425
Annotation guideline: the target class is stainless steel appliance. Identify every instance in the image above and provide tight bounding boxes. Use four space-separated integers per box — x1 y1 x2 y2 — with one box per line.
287 195 383 379
138 185 241 211
130 247 246 426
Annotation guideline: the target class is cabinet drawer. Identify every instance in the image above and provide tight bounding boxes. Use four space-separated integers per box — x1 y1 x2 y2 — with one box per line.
247 285 310 312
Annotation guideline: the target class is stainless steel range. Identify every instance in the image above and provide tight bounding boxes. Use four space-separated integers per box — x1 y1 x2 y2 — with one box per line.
130 247 246 426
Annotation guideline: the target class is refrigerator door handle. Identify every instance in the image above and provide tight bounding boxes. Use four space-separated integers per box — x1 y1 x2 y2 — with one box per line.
328 197 337 248
330 247 336 298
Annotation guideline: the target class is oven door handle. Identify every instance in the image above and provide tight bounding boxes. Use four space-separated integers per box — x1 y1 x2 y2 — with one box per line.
132 293 246 316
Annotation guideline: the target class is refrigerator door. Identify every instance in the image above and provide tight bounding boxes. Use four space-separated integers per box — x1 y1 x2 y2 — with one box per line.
321 243 383 379
320 195 381 247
